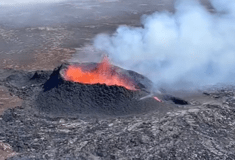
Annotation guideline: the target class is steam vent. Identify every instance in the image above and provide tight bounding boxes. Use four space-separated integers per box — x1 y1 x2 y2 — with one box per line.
35 59 162 116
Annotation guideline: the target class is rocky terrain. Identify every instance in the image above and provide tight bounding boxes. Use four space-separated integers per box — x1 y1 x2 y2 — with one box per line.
0 67 234 159
1 0 234 159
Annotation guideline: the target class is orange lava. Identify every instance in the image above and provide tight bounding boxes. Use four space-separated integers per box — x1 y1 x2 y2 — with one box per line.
64 57 136 90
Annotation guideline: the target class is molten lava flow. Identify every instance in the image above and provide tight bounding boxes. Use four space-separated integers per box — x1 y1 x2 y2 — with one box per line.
65 57 136 90
154 96 162 102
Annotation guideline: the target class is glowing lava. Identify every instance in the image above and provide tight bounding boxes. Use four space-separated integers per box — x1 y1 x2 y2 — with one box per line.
64 57 136 90
154 96 162 102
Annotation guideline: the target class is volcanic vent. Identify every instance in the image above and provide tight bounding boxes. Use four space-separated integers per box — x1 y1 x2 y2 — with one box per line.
36 57 162 116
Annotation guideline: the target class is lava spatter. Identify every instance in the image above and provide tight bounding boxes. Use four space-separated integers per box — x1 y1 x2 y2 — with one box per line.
64 57 136 90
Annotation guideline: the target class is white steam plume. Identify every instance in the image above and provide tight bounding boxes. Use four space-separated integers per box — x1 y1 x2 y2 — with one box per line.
93 0 235 90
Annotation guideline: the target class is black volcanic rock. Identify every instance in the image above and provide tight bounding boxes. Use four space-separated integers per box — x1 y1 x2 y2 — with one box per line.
163 95 189 105
4 70 52 99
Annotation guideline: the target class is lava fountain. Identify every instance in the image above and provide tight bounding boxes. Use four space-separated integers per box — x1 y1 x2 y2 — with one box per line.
64 57 136 90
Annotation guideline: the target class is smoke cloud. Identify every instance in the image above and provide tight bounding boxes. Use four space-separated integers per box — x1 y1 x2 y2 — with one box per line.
93 0 235 90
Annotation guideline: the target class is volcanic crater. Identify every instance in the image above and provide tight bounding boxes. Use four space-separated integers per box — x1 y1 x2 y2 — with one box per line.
4 58 178 117
37 61 160 116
